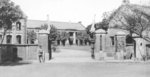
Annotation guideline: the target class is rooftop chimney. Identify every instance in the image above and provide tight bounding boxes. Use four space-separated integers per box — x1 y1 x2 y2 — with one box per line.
47 14 49 22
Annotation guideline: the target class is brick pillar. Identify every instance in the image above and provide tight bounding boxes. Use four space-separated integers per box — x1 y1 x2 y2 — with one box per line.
95 29 107 60
38 30 49 53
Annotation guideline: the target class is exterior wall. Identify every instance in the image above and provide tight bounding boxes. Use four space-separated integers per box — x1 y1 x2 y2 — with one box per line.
94 29 129 60
25 45 38 60
134 38 147 60
0 19 27 63
146 44 150 59
105 35 116 57
0 19 27 44
0 44 38 63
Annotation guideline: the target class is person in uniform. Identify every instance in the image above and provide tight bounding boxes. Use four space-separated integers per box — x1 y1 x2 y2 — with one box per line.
37 45 45 63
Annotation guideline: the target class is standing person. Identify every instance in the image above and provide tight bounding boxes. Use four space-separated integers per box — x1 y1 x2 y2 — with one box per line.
91 43 95 59
37 45 45 63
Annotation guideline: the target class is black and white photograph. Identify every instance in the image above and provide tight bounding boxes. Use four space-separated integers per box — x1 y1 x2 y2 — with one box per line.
0 0 150 77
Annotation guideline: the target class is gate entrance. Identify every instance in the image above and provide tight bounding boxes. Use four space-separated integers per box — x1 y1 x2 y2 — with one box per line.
49 44 92 62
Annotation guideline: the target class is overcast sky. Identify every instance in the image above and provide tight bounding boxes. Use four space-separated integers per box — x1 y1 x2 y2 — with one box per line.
12 0 150 27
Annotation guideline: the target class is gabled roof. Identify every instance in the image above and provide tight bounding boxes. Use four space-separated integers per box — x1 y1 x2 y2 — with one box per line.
27 20 85 30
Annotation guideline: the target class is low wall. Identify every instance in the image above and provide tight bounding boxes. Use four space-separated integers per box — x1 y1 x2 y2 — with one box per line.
0 44 38 63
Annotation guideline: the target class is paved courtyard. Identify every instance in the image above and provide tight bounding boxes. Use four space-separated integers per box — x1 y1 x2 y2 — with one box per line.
0 62 150 77
0 46 150 77
50 46 94 62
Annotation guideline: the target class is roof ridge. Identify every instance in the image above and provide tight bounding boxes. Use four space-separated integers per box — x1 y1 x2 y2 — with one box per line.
28 19 81 24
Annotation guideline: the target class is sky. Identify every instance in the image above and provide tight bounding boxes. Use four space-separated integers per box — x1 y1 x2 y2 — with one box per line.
12 0 150 27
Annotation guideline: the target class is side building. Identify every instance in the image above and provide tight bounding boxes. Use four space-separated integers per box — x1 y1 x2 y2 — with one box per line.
94 1 150 60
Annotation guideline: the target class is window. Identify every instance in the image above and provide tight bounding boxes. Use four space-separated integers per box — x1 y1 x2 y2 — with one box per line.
0 35 2 42
16 22 21 30
69 32 73 36
100 35 102 50
6 35 12 44
16 35 21 44
31 39 34 44
126 35 134 45
110 36 115 46
0 25 2 29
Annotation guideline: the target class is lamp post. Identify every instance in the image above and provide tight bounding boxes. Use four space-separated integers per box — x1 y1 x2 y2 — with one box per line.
90 32 95 59
90 14 96 59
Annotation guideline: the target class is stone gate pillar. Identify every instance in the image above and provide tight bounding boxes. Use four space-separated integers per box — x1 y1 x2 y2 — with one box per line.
95 29 107 60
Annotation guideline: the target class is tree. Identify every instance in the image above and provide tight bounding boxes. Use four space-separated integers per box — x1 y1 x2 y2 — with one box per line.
76 31 89 45
41 24 48 30
27 30 37 44
60 31 69 46
86 12 109 38
0 0 24 44
60 31 69 41
49 25 57 41
107 5 150 60
56 32 61 45
110 7 150 39
48 25 57 60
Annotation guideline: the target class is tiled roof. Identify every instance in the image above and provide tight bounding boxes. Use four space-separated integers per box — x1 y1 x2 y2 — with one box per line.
27 20 85 30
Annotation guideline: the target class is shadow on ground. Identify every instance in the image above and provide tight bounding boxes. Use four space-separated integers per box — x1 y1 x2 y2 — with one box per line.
0 61 32 66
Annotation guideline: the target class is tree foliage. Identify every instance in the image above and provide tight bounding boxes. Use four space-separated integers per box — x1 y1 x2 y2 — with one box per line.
86 12 109 38
0 0 24 43
107 5 150 42
27 30 37 44
0 0 24 29
60 31 69 41
110 7 150 37
76 31 89 40
41 24 48 30
49 25 57 41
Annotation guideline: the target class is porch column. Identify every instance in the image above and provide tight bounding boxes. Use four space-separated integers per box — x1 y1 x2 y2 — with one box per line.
73 32 76 45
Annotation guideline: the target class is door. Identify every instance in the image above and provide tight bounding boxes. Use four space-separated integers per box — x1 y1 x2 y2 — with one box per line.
12 48 18 61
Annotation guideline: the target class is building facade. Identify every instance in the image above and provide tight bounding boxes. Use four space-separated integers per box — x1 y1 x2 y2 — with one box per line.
0 19 27 44
26 20 86 46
